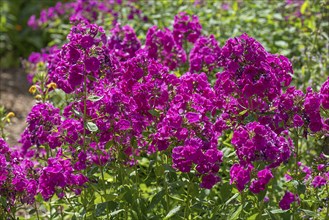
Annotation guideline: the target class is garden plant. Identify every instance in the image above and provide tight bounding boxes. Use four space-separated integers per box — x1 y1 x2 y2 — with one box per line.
0 0 328 219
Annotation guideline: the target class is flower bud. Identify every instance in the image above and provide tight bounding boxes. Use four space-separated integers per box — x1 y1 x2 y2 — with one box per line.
35 95 42 100
5 112 15 122
47 82 57 89
29 85 37 94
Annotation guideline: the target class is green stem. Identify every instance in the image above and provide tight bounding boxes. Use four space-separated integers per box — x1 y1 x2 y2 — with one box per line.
35 202 40 220
49 198 52 220
162 154 170 214
326 184 329 219
0 126 5 139
64 195 76 214
82 75 87 153
10 207 16 220
61 206 64 220
241 190 245 219
134 154 142 218
293 129 299 177
82 74 88 220
100 166 107 198
154 151 166 215
119 166 129 219
184 176 192 219
100 166 111 220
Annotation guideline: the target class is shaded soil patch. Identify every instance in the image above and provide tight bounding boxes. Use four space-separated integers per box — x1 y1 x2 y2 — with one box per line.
0 68 35 146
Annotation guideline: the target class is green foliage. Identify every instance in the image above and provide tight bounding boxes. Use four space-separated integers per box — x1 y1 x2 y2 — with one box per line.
0 0 58 67
1 0 329 219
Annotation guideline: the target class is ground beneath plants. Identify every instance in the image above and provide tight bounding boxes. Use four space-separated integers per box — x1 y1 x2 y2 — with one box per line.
0 68 35 146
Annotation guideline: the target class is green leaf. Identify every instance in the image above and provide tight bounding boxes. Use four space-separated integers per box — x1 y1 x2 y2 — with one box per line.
155 165 165 176
244 114 256 123
300 0 309 14
257 189 266 202
86 122 98 132
322 153 329 159
247 213 259 220
169 195 184 202
72 108 82 117
164 206 181 219
148 190 165 210
275 41 288 48
87 75 97 82
95 201 119 217
239 109 248 116
297 183 306 194
225 193 239 205
131 136 138 149
265 209 277 220
148 109 160 117
87 95 103 102
301 209 316 217
29 209 36 215
232 1 238 11
270 209 288 214
95 202 107 217
0 196 7 207
230 205 242 220
110 209 125 216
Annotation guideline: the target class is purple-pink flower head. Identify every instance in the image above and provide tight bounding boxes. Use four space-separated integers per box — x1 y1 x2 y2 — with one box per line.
39 156 87 201
320 77 329 109
216 34 293 114
189 35 221 74
27 15 38 29
304 88 323 132
279 191 297 210
145 26 186 70
312 176 327 188
85 57 100 73
19 103 61 153
250 168 273 194
173 12 202 46
230 163 253 191
0 138 9 154
67 47 81 64
108 24 141 61
80 35 94 49
200 173 220 189
231 122 293 167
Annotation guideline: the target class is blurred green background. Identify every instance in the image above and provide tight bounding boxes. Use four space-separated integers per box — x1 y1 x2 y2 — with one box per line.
1 0 328 89
0 0 63 67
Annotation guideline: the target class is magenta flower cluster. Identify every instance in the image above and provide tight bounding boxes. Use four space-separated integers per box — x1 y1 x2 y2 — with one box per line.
28 0 147 29
4 10 328 212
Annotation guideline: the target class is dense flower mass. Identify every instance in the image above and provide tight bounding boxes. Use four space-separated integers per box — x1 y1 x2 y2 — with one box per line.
214 34 293 120
48 22 108 93
20 103 61 154
145 26 186 70
189 35 221 74
250 168 273 194
230 163 253 191
0 138 39 205
2 9 328 217
39 153 88 201
279 191 298 210
173 12 202 47
27 0 147 29
107 24 141 61
231 122 293 167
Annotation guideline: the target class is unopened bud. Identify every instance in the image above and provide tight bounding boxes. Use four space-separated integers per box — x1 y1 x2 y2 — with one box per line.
5 112 15 122
47 82 57 89
29 85 37 94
